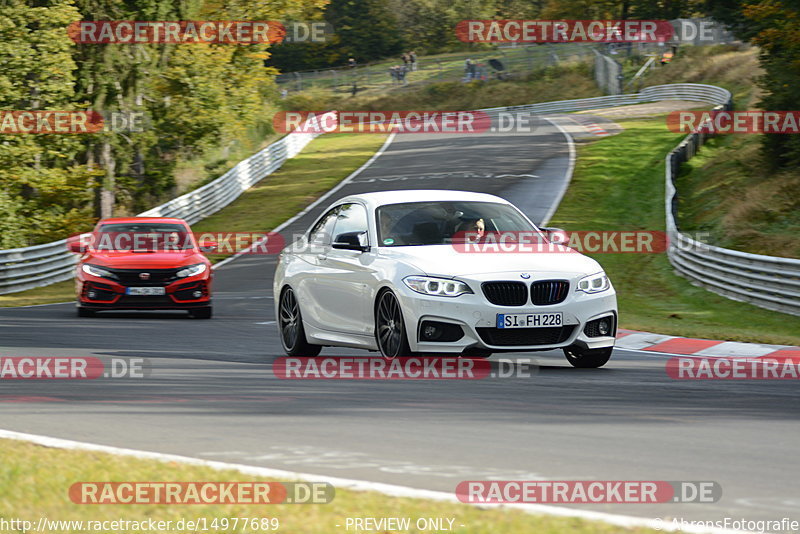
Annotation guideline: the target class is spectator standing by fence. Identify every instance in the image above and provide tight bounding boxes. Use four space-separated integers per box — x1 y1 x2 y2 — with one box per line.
397 64 408 85
409 51 417 71
465 58 478 81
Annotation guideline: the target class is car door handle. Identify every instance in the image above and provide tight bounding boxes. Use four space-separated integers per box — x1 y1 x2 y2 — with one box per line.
317 254 327 261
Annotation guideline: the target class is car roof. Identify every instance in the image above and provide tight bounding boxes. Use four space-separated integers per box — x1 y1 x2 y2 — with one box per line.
96 217 188 225
335 189 511 208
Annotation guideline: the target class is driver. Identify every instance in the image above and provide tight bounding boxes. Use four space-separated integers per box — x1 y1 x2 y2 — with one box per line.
454 218 485 242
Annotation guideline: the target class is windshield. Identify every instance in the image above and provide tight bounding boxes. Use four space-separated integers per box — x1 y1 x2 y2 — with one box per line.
376 201 539 246
93 223 195 252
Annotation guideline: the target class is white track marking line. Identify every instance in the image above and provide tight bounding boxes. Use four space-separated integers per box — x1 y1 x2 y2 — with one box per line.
0 429 755 534
213 132 397 271
539 117 576 227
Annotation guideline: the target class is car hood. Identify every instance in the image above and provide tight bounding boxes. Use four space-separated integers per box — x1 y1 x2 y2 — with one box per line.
378 245 603 278
84 250 206 269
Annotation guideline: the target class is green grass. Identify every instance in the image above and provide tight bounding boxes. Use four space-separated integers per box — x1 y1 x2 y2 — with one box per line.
190 133 388 262
0 280 74 308
635 45 800 258
674 130 800 259
550 116 800 346
641 44 760 106
0 438 660 534
0 134 387 308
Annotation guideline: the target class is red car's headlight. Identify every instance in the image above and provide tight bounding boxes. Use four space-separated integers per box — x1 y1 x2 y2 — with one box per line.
81 264 117 280
176 263 207 278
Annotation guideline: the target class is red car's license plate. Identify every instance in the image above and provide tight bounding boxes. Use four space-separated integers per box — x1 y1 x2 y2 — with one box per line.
125 287 165 296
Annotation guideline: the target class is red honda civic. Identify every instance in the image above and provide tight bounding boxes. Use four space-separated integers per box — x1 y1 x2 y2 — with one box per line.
69 217 214 318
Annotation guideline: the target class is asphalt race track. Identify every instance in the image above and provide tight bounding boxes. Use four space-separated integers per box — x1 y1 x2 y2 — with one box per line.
1 118 798 530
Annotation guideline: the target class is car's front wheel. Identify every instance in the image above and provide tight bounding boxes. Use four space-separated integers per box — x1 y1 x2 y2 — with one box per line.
375 290 412 359
563 345 613 368
189 306 213 319
76 307 95 318
279 287 321 357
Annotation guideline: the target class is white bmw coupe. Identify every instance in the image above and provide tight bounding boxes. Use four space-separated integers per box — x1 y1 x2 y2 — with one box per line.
274 190 617 367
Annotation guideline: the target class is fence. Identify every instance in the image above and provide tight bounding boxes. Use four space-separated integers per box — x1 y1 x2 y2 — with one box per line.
2 84 798 316
276 43 595 95
593 49 623 95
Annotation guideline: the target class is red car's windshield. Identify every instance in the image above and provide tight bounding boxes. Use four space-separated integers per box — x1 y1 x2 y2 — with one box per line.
92 223 195 252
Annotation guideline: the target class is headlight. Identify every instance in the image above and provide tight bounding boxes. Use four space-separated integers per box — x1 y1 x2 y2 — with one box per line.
577 272 610 294
403 276 473 297
81 264 116 280
176 263 207 278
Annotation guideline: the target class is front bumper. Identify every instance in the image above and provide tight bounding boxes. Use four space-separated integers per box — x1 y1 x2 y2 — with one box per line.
77 277 211 310
395 278 617 353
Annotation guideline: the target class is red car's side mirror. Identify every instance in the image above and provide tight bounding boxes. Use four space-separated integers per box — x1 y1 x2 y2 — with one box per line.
67 238 88 254
199 241 218 253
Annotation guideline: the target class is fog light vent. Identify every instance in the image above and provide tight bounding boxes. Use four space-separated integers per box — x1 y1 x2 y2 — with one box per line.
584 315 616 338
419 321 464 342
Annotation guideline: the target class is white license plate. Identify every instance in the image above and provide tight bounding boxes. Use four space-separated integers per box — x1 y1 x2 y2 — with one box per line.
497 312 563 328
125 287 165 296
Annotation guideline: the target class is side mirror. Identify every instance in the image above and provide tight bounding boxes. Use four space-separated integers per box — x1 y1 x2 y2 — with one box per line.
66 236 88 254
332 231 369 252
199 241 218 253
539 226 568 245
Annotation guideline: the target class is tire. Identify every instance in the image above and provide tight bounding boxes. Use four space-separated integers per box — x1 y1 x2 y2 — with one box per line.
278 287 321 357
375 289 412 359
563 346 613 368
76 307 95 318
189 306 213 319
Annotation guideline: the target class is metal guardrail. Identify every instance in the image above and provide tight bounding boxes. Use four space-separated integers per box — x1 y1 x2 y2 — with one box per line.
2 84 798 316
0 115 333 295
663 97 800 316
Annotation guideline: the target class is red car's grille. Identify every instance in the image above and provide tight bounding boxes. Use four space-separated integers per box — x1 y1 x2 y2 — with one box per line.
104 267 182 286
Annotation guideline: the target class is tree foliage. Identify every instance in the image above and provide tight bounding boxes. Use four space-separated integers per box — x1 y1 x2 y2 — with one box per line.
0 0 324 245
705 0 800 171
1 0 798 248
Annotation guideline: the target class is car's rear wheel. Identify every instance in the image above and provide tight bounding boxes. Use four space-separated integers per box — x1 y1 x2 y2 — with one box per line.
279 287 321 357
375 290 412 359
563 345 613 368
76 307 95 318
189 306 213 319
